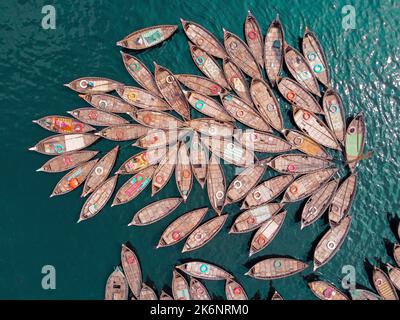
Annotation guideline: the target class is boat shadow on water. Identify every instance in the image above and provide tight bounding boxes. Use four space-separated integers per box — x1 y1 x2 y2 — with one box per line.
386 212 400 242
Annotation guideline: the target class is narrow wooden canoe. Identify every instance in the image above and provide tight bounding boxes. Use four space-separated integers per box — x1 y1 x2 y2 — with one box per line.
176 74 225 96
230 203 284 234
264 15 284 85
190 132 208 188
79 92 134 113
139 283 158 300
160 291 173 300
82 146 119 197
244 10 264 69
267 154 333 175
234 130 292 153
293 108 341 151
207 154 226 213
308 281 348 300
246 257 308 280
394 244 400 267
322 89 346 144
189 277 211 300
117 25 178 50
301 180 339 229
183 214 228 253
241 175 295 209
186 118 235 137
176 261 233 280
68 108 128 127
223 57 253 105
249 210 286 256
129 110 184 129
250 78 283 131
373 266 399 300
176 143 193 202
283 129 332 159
95 124 150 141
152 144 178 196
224 29 262 79
189 43 230 89
387 263 400 291
120 52 162 97
121 244 142 299
185 90 233 122
156 207 208 248
133 129 190 149
349 289 382 300
225 279 248 300
220 93 271 132
284 43 320 97
116 147 166 175
313 216 352 271
328 174 358 227
282 168 338 203
50 159 98 197
181 19 226 59
37 150 98 173
172 270 191 300
302 27 331 87
33 116 95 134
271 290 283 300
129 198 182 226
65 77 122 94
105 267 129 300
345 112 366 172
111 166 155 206
116 86 170 111
277 77 323 114
29 133 99 155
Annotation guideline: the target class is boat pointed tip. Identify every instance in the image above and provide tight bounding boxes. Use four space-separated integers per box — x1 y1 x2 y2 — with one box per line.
32 119 38 124
36 167 44 172
180 18 186 24
313 265 319 272
244 271 250 276
29 146 37 151
63 83 71 88
49 194 55 198
116 40 123 46
77 218 83 224
300 223 305 230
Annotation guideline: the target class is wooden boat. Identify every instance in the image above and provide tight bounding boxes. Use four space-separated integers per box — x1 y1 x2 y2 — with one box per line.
313 216 352 271
111 165 155 207
322 89 346 144
302 27 330 87
79 92 134 113
116 148 166 175
185 118 235 137
394 244 400 267
271 290 283 300
105 267 129 300
188 43 230 89
244 10 264 69
283 43 320 97
159 291 173 300
129 110 184 129
264 15 284 85
230 203 284 234
349 289 382 300
190 132 208 188
129 198 182 226
328 174 358 227
223 57 253 105
116 86 170 111
234 130 292 153
120 244 142 299
283 129 331 159
277 77 323 114
250 78 283 131
249 210 286 256
387 263 400 291
95 124 150 141
68 108 128 127
185 90 233 122
139 283 158 300
154 63 191 120
152 144 178 196
246 257 308 280
156 207 208 248
189 277 211 300
308 281 348 300
116 25 178 50
220 93 271 132
36 150 98 173
223 29 262 79
65 77 122 94
172 270 191 300
181 19 226 59
176 143 193 202
82 146 119 197
183 214 228 253
267 154 333 175
50 159 98 197
207 154 226 214
176 74 225 96
373 266 399 300
241 175 295 209
293 108 341 151
33 116 95 134
345 112 366 172
29 133 99 155
132 129 190 149
120 52 162 97
225 279 248 300
301 180 339 229
78 176 118 222
176 261 233 280
282 168 338 203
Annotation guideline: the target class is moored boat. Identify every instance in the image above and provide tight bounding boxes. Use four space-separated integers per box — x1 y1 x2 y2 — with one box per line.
139 283 158 300
223 57 253 105
322 89 346 144
176 74 225 96
116 147 166 175
105 267 129 300
283 129 332 159
151 144 178 196
345 112 366 172
189 277 211 300
65 77 122 94
246 257 308 280
386 263 400 291
207 154 226 214
244 10 264 69
264 15 284 85
95 124 150 141
116 86 170 111
68 107 129 127
132 129 190 149
33 116 95 134
186 118 235 137
308 281 348 300
129 109 184 129
172 270 191 300
176 261 233 280
267 154 333 175
349 289 382 300
121 244 142 299
189 132 208 188
234 130 292 153
79 92 134 113
160 291 173 300
36 150 98 173
373 266 399 300
176 143 193 202
225 279 248 300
